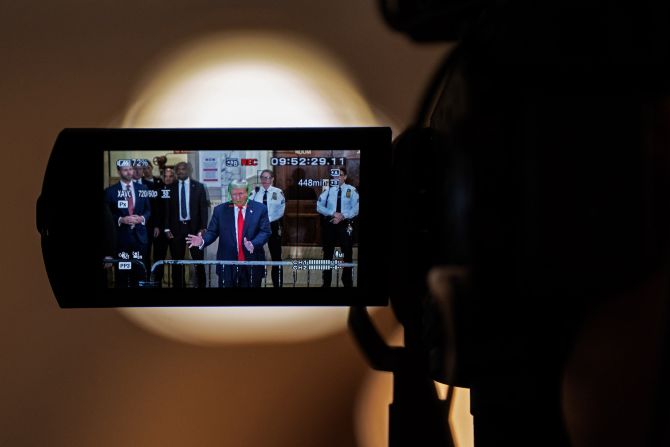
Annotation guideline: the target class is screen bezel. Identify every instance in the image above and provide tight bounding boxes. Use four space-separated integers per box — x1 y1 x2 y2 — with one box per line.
39 127 391 307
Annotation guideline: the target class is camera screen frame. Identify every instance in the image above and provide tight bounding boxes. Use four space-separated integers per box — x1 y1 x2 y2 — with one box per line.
38 127 391 307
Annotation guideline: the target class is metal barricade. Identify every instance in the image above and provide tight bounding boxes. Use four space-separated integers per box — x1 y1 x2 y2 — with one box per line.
146 260 358 288
103 258 149 288
103 258 357 288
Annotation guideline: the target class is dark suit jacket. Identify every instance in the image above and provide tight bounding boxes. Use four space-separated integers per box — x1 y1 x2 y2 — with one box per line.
202 200 272 276
164 178 209 234
135 177 165 231
104 181 151 247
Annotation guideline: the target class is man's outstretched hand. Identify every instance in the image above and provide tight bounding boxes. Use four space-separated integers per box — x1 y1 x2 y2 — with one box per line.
186 233 203 248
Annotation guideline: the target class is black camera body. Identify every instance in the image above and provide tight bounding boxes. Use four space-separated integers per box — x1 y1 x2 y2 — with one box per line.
37 127 391 307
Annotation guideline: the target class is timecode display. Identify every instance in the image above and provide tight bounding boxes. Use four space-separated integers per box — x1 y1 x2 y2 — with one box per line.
271 157 346 166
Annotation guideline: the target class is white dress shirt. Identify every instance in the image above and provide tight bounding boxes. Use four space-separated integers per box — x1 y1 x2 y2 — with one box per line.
118 181 146 226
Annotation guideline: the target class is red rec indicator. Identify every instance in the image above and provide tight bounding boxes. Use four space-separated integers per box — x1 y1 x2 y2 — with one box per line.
241 158 258 166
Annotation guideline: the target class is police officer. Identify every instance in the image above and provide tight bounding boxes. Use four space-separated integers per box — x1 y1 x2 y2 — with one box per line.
250 169 286 287
316 167 359 287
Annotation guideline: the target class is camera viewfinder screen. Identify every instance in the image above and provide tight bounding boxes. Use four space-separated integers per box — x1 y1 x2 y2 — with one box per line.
103 149 360 289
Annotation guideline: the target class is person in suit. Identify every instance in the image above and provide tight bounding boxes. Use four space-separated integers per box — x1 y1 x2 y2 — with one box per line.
187 179 271 288
140 159 162 186
133 159 164 275
104 159 151 287
164 161 209 288
151 167 174 286
132 159 145 184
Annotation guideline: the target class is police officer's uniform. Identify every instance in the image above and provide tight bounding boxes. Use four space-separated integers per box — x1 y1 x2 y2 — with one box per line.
251 185 286 287
317 183 359 287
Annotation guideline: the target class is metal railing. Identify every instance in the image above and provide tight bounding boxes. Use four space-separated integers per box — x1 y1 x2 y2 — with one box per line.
105 259 357 288
103 258 148 288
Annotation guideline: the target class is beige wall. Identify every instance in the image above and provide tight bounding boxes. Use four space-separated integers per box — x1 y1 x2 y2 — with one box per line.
0 1 448 445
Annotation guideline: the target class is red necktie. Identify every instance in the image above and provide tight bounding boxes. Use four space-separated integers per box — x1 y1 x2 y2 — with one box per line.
237 206 245 261
127 184 135 215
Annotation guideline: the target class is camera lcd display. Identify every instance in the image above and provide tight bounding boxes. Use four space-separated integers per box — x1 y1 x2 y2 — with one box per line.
105 149 361 290
39 128 390 306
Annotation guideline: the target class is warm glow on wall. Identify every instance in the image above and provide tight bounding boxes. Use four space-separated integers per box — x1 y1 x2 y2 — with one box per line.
122 32 380 128
119 32 387 345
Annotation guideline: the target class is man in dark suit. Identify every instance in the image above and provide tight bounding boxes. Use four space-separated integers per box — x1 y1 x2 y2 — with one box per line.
164 161 209 288
104 159 151 287
140 159 162 186
132 159 164 274
151 167 174 286
187 179 271 288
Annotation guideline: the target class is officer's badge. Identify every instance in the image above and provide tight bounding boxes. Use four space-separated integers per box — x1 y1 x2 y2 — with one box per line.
272 192 277 200
346 189 351 199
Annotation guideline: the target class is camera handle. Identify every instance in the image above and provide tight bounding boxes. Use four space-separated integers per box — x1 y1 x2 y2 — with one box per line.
348 306 455 447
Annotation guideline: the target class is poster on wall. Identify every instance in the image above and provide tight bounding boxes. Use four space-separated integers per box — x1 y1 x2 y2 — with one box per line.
200 155 221 187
